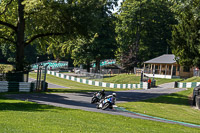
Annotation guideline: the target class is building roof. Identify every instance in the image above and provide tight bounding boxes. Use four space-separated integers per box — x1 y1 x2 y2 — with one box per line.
144 54 176 64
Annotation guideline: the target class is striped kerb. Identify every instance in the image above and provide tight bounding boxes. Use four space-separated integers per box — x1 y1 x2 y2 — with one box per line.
183 83 186 88
8 82 19 92
64 75 66 78
99 82 102 87
114 84 117 88
59 74 61 77
191 82 197 88
131 84 133 89
92 81 95 85
125 84 128 88
140 82 143 89
177 82 180 88
106 83 110 88
120 84 123 89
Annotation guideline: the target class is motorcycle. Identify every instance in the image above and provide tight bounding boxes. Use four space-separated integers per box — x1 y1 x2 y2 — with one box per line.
96 97 115 110
91 92 103 104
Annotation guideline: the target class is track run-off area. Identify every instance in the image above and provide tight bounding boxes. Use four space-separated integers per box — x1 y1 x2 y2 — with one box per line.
5 82 200 129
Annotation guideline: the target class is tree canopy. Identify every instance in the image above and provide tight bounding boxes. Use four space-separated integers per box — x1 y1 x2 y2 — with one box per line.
170 0 200 67
0 0 109 71
115 0 177 70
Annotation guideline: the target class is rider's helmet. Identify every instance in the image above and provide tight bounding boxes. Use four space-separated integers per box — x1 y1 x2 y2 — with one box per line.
112 93 116 97
102 89 105 92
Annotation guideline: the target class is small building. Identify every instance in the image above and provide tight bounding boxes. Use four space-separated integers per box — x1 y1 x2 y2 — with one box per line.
143 54 193 79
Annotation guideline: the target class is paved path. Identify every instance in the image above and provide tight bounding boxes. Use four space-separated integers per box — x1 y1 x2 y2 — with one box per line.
5 82 200 128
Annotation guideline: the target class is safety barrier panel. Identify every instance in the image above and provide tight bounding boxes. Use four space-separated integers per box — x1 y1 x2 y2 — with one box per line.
47 71 149 89
177 82 200 88
0 81 34 92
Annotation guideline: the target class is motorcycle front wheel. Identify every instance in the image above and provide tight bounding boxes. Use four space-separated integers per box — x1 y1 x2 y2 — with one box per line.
91 97 97 104
102 103 110 110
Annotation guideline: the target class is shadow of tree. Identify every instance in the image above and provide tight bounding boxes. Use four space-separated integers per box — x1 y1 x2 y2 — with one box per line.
0 95 72 112
48 89 99 93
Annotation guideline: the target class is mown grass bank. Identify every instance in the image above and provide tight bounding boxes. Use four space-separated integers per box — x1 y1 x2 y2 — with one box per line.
102 74 182 85
117 88 200 125
181 76 200 82
0 94 199 132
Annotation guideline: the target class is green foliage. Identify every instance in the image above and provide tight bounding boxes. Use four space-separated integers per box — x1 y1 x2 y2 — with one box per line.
115 0 177 68
170 0 200 67
0 0 113 71
57 0 118 71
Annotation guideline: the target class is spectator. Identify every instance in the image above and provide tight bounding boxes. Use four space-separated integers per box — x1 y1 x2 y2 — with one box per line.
148 78 151 89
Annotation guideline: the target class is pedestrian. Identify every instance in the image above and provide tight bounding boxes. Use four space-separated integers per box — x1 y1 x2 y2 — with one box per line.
148 78 151 89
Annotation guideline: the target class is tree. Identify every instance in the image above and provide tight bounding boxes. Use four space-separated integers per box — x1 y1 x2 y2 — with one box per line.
170 0 200 67
0 0 106 71
60 0 118 72
115 0 176 70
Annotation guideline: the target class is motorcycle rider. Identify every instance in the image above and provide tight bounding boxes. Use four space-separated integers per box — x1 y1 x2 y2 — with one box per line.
91 89 106 104
105 93 116 104
97 93 117 109
99 89 105 99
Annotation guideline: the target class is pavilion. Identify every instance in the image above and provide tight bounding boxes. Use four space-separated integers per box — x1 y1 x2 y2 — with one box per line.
143 54 193 79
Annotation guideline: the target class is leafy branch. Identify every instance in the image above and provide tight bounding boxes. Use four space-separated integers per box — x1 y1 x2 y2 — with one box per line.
0 0 14 15
25 32 66 46
0 20 17 32
0 36 15 44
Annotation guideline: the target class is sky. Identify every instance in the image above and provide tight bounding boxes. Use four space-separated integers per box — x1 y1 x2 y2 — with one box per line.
113 0 123 13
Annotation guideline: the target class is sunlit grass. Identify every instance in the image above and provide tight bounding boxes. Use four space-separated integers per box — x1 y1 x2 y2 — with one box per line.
117 88 200 125
0 94 199 132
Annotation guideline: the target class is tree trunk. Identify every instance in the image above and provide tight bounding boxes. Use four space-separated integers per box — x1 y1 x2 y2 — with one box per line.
86 61 90 72
95 58 100 73
16 0 25 71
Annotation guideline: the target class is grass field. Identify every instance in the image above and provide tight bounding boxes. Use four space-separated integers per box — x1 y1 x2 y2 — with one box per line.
0 94 199 132
100 74 182 85
29 73 130 92
117 88 200 126
181 76 200 82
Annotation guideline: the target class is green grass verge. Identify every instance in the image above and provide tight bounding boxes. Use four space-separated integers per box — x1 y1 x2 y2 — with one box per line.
154 78 182 85
0 94 199 132
181 76 200 82
102 74 182 85
117 88 200 125
29 73 130 93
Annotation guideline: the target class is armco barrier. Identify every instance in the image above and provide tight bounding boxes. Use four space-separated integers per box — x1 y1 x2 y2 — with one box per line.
0 81 34 92
177 82 200 88
47 71 148 89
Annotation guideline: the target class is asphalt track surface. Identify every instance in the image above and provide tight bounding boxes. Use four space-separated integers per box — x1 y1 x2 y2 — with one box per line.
5 82 200 128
